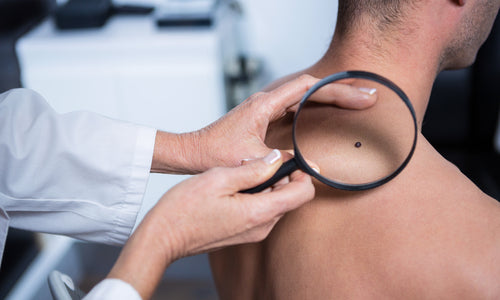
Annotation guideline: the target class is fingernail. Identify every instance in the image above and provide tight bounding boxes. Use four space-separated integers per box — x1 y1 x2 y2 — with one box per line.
358 87 377 96
263 149 281 165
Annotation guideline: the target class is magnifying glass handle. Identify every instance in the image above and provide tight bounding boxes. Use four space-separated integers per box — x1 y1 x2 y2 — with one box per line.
241 159 299 194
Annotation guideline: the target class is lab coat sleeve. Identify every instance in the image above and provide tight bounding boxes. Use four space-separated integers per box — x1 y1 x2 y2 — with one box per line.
0 88 157 246
83 279 142 300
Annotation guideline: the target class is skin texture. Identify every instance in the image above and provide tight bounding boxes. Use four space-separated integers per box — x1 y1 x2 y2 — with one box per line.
105 76 376 299
209 0 500 298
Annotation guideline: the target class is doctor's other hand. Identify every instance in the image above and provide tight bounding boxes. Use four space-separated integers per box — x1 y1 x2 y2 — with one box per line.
151 74 377 174
107 150 313 299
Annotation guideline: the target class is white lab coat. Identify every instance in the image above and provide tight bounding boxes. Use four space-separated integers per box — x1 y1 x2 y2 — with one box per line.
0 88 156 299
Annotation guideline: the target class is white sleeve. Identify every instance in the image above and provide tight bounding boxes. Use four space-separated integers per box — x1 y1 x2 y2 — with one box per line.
83 279 142 300
0 88 157 246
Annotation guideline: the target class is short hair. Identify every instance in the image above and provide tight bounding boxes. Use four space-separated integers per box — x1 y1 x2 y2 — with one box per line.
336 0 416 36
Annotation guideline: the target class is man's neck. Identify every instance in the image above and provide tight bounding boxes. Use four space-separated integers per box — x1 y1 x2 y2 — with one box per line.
307 30 445 128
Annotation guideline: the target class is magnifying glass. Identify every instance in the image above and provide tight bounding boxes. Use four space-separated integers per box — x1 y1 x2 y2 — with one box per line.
243 70 418 193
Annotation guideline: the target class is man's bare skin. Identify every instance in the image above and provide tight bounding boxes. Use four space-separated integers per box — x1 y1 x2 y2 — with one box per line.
210 0 500 298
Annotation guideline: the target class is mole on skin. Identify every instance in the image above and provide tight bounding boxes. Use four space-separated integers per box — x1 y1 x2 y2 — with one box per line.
355 142 362 148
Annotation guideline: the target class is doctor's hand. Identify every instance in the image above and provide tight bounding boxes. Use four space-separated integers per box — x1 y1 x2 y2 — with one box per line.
107 150 312 300
151 74 377 174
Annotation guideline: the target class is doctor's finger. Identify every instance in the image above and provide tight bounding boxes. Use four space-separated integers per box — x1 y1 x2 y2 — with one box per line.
263 74 376 121
293 82 377 111
222 149 284 193
242 170 315 219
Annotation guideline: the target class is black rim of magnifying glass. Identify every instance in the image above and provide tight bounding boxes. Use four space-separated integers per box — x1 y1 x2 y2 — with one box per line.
292 70 418 191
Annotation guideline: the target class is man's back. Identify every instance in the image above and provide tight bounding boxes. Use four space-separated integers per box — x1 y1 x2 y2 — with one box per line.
210 1 500 298
210 74 500 299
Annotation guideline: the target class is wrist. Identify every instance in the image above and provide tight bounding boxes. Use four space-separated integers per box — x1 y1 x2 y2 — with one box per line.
144 205 185 262
151 131 205 174
107 212 175 299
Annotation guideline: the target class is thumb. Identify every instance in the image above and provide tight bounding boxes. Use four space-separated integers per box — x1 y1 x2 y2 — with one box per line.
226 149 283 192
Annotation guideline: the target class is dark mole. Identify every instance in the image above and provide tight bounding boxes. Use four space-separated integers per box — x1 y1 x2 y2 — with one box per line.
355 142 362 148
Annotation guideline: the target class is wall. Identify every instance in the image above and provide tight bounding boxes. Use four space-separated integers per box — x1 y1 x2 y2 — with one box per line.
238 0 338 81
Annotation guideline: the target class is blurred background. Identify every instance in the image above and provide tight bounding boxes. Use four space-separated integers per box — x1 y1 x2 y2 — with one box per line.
0 0 498 299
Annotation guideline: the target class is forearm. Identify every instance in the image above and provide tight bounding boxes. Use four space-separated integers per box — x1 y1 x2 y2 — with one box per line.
150 130 206 174
106 211 175 300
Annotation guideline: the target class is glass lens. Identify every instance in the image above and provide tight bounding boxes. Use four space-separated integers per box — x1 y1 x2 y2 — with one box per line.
294 77 415 186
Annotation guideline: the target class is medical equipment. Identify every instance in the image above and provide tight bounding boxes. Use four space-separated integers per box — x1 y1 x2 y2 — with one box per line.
155 0 217 27
48 271 84 300
244 71 418 193
55 0 154 30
